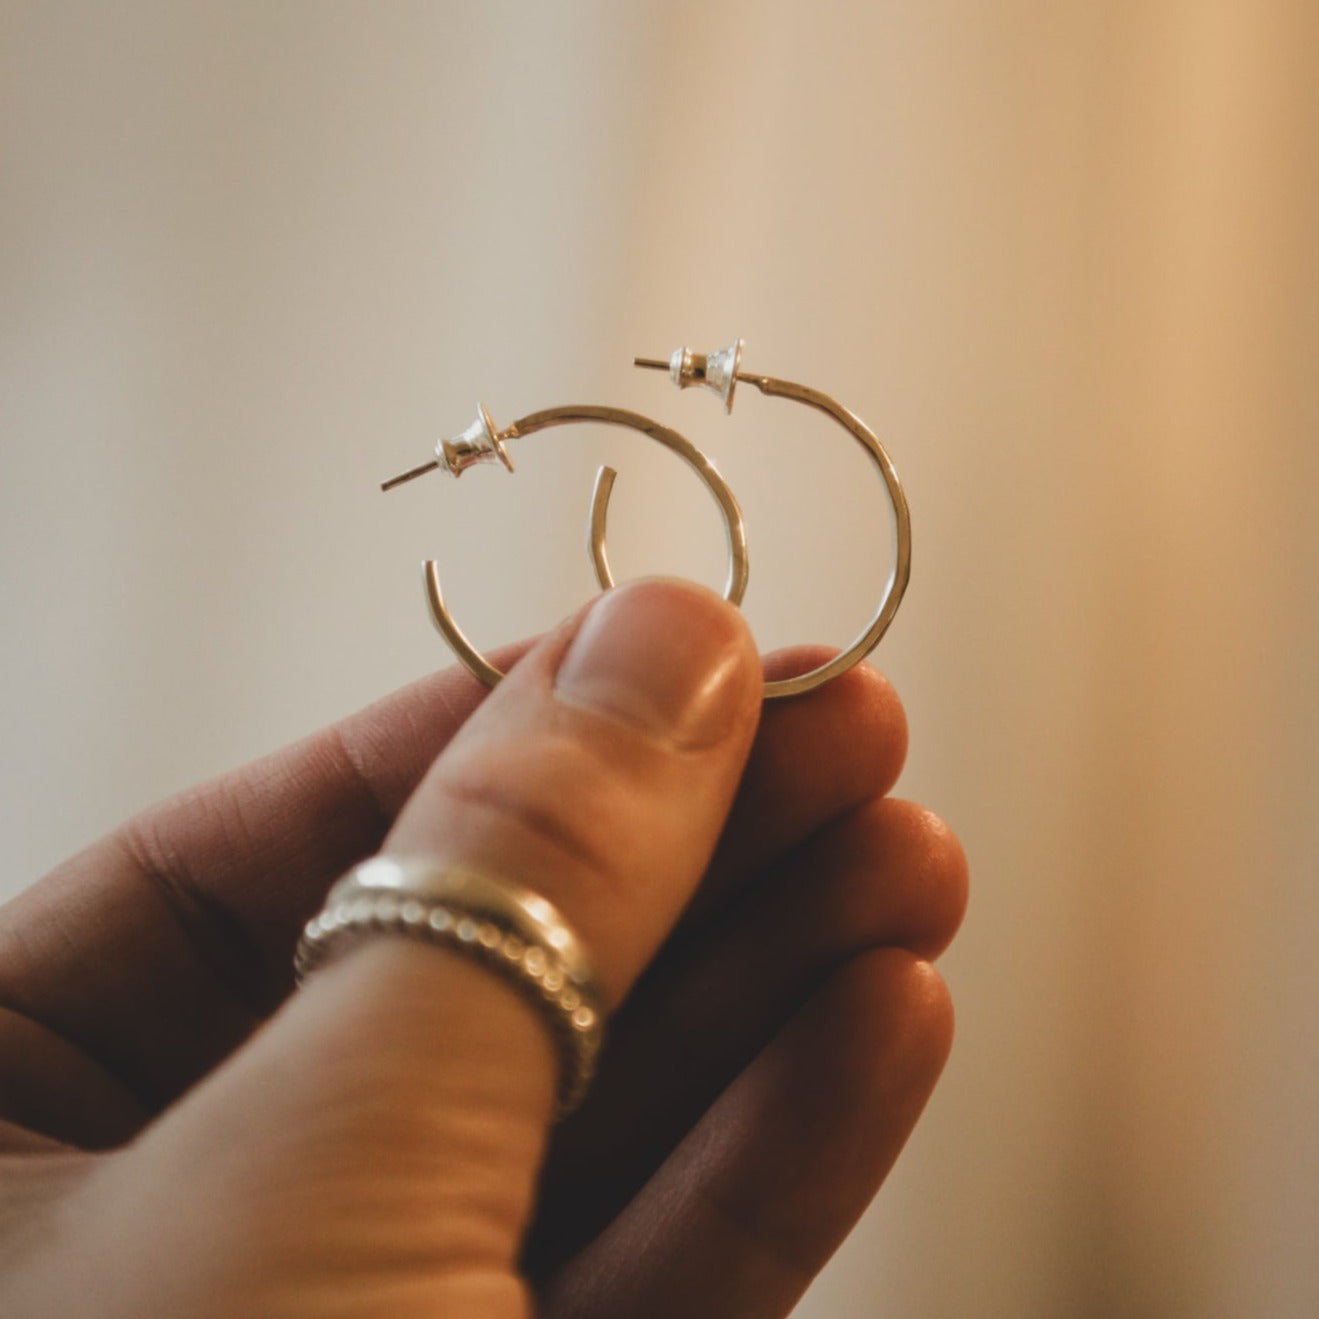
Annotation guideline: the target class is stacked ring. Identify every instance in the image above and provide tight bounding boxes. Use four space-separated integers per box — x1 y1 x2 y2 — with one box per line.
294 856 605 1116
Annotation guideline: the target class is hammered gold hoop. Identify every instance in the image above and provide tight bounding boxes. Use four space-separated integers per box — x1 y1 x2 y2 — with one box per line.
383 403 748 688
634 338 911 700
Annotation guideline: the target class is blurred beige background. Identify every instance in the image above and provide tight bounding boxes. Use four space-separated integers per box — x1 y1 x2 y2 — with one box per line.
3 2 1317 1315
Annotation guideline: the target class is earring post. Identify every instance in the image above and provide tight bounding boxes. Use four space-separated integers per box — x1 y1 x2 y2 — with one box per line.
632 357 669 371
381 459 440 492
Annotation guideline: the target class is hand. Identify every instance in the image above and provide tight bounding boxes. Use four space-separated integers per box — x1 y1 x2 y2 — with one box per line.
0 579 966 1318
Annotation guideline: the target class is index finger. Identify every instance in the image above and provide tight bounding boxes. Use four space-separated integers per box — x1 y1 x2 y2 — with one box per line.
0 640 531 1119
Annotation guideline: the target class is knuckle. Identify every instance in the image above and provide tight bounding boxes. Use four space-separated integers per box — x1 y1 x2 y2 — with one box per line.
426 733 628 892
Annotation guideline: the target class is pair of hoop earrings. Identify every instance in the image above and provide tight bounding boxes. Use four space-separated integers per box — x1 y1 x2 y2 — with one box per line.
382 339 911 700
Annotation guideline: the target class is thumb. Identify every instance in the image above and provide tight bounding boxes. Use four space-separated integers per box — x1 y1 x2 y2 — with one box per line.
384 573 764 1005
89 580 762 1317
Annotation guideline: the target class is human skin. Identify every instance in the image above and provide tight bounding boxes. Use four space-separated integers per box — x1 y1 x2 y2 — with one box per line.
0 579 966 1318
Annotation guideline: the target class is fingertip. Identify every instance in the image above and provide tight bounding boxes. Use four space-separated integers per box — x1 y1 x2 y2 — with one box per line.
868 799 970 960
827 949 956 1123
918 806 970 954
554 578 761 752
759 648 909 794
904 953 956 1071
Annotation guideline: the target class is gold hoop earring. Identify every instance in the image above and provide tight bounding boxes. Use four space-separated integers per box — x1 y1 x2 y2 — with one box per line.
381 403 749 688
633 338 912 700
